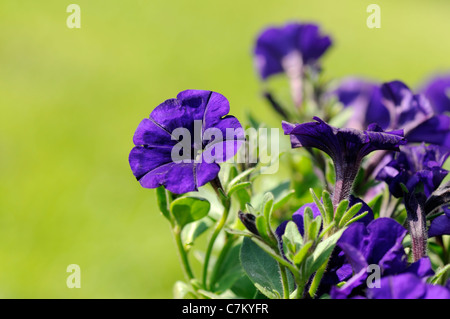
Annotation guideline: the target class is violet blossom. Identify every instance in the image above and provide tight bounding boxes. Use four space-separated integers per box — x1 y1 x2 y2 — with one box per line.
428 208 450 237
254 22 331 106
421 74 450 114
376 144 450 256
335 79 450 149
366 273 450 299
129 90 244 194
282 117 406 206
376 144 450 198
330 218 440 299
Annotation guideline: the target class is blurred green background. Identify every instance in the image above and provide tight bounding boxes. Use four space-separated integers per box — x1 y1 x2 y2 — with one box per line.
0 0 449 298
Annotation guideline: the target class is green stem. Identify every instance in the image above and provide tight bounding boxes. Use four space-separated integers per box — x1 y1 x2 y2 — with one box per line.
202 197 231 289
278 264 290 299
294 276 306 299
294 264 307 299
173 225 195 281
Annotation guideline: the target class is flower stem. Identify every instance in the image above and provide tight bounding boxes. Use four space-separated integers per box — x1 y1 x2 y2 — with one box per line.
173 224 195 281
332 165 358 207
202 196 231 289
294 276 306 299
278 264 290 299
405 194 428 262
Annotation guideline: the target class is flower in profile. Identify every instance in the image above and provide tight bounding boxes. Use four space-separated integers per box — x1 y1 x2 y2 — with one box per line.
254 22 331 106
421 74 450 114
376 144 450 198
331 218 436 299
366 273 450 299
282 117 406 205
129 90 244 194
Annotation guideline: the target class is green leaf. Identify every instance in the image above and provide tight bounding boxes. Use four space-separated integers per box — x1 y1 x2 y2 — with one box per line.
303 206 314 241
240 237 285 299
253 284 279 299
230 274 258 299
310 188 327 223
318 221 336 240
197 289 240 299
223 164 238 186
293 241 313 265
156 186 171 221
429 264 450 285
170 196 211 228
334 199 349 226
261 192 276 243
213 243 247 293
343 211 369 227
367 193 383 217
228 182 251 197
269 180 295 210
304 228 345 278
173 281 197 299
227 167 255 192
235 188 251 210
322 190 334 225
308 215 322 242
262 192 275 223
338 203 363 228
282 221 303 259
255 215 271 244
399 182 409 194
182 219 213 250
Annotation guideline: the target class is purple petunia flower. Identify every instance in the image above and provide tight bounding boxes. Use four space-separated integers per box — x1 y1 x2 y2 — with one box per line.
366 273 450 299
254 22 332 80
335 79 450 149
129 90 244 194
428 208 450 237
376 144 450 198
334 78 390 130
282 117 406 205
254 22 331 107
421 74 450 114
376 144 450 239
331 218 437 299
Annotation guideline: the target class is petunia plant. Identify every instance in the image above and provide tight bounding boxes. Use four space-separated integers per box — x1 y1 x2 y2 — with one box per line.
129 21 450 299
